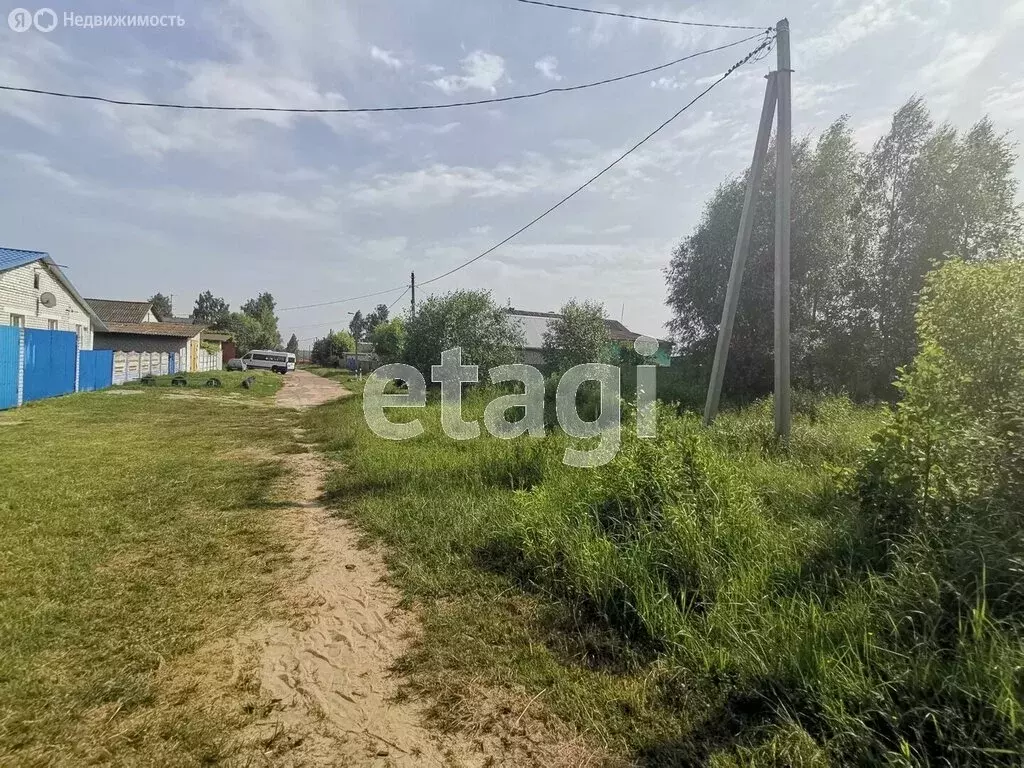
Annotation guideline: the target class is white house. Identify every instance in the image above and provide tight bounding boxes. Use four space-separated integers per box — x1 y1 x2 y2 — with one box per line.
0 247 106 349
506 308 672 367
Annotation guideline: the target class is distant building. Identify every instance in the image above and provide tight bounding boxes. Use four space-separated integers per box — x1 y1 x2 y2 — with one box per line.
88 297 217 373
507 308 671 367
202 331 236 362
86 298 160 325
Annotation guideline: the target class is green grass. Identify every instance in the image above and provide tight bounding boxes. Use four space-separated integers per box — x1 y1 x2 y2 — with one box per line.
299 379 1024 766
0 381 296 765
122 369 284 397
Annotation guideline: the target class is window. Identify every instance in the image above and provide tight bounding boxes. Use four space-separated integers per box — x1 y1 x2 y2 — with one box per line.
48 319 59 331
33 273 40 289
9 314 24 328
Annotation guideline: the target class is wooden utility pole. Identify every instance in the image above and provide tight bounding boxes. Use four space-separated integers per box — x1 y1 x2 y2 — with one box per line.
774 18 792 439
410 271 416 318
703 71 778 426
702 19 793 439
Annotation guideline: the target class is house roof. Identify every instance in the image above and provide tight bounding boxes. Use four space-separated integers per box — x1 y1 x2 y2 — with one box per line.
0 247 108 331
508 308 643 350
0 247 49 271
201 331 231 342
86 298 154 324
99 321 205 338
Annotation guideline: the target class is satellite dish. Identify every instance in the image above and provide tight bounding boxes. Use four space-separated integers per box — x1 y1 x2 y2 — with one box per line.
39 292 57 309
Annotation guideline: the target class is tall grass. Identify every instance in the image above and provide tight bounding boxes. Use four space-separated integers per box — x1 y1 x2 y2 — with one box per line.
304 261 1024 764
499 394 1022 764
317 380 1024 764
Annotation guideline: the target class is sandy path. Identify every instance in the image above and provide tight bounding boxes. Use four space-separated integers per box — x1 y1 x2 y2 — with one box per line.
274 369 351 409
254 370 448 765
234 371 599 767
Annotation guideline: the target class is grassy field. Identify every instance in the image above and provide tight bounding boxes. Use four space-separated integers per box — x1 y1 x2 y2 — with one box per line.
302 374 1023 766
0 373 295 766
122 369 284 397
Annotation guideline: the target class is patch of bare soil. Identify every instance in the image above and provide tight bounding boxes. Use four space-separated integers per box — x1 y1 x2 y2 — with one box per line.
232 446 604 768
216 372 605 766
274 369 350 409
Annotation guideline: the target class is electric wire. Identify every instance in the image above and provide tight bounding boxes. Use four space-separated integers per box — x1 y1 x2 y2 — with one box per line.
278 35 773 313
279 286 407 312
0 33 767 114
515 0 769 31
418 35 773 288
387 285 411 310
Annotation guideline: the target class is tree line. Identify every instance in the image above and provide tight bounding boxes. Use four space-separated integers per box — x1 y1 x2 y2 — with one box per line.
146 289 293 356
309 303 405 366
666 96 1021 401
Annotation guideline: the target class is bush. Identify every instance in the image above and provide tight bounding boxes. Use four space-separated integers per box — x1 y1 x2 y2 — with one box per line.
848 257 1024 762
856 258 1024 581
311 330 355 366
403 290 524 379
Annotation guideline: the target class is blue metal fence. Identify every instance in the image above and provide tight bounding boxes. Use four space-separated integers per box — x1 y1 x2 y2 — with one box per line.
23 329 77 403
0 326 19 410
78 349 114 392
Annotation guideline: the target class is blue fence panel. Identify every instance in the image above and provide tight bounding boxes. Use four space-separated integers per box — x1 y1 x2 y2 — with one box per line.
78 350 114 392
169 352 176 375
0 326 19 410
23 329 77 403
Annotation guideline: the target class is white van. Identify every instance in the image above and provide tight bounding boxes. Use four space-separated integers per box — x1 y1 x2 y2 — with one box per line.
240 350 295 374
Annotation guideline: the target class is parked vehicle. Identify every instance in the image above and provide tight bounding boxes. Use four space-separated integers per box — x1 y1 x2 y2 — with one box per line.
238 350 295 374
225 358 246 371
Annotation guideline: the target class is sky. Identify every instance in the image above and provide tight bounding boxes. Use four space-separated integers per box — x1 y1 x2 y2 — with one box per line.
2 0 1023 345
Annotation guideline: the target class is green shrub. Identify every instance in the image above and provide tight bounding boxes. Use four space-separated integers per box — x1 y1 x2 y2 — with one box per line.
856 257 1024 582
849 257 1024 762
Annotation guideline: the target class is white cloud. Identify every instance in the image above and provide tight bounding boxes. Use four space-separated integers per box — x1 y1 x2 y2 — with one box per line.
800 81 855 111
913 32 999 93
982 82 1024 124
651 75 686 91
401 121 462 136
0 34 72 132
370 46 404 70
13 153 84 191
852 115 893 150
7 150 344 230
534 56 562 81
431 51 507 94
180 61 349 121
799 0 920 64
358 236 409 261
202 0 363 78
344 161 546 208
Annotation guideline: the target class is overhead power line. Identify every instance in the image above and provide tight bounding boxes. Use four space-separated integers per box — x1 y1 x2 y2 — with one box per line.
516 0 768 31
387 285 411 310
279 286 406 313
277 35 773 314
419 36 773 287
0 33 766 115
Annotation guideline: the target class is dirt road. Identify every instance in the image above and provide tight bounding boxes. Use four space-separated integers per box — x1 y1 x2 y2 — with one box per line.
274 369 350 409
228 370 597 766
